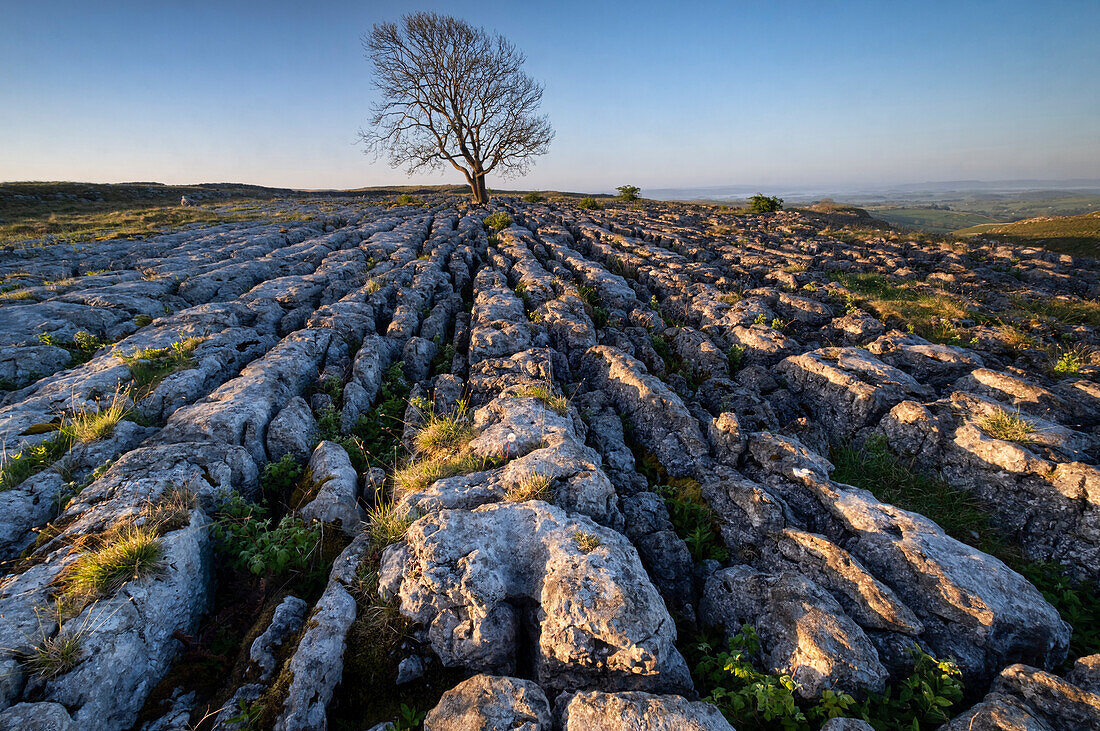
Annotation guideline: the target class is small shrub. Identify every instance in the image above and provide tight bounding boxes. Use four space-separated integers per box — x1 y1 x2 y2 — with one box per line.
522 191 543 203
261 453 305 499
506 473 553 502
134 314 153 327
753 313 768 326
573 530 603 552
748 194 783 214
577 197 603 211
61 524 164 601
38 330 104 365
395 193 414 205
855 647 963 729
727 345 745 372
975 409 1036 443
616 185 640 202
483 211 512 231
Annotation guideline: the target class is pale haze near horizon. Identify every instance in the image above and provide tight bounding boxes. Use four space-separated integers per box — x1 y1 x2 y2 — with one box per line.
2 0 1098 194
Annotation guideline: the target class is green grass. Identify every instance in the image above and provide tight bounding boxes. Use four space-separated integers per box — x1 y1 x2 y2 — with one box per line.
119 337 204 398
868 207 997 233
0 437 69 491
60 524 165 601
955 211 1100 258
514 384 570 415
828 273 968 342
505 473 553 502
1008 294 1100 328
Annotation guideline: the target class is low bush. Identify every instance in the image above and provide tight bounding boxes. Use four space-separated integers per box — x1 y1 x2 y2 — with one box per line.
616 185 640 202
577 197 603 211
483 211 512 231
38 330 104 365
692 626 962 731
748 194 783 214
522 191 543 203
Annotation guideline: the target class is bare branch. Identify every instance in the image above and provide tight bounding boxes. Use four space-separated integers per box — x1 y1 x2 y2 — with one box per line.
358 12 553 203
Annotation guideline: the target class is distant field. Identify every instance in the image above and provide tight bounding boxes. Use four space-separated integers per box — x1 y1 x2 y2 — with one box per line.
955 211 1100 258
867 207 996 233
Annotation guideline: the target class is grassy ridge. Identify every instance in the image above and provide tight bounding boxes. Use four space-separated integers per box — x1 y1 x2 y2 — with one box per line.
955 211 1100 258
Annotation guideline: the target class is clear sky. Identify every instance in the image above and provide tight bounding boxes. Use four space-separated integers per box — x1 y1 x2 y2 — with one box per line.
2 0 1098 193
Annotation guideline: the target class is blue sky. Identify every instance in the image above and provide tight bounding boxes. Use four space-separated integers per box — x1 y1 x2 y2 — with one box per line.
2 0 1098 193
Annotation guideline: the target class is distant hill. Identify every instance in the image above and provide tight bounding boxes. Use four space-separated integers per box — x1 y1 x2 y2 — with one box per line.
955 211 1100 258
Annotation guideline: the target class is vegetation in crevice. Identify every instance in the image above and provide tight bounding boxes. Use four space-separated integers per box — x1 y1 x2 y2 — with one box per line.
689 625 963 731
832 436 1100 664
119 337 205 399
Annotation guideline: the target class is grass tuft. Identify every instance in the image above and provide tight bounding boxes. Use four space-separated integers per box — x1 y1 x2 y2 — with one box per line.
60 524 164 601
59 389 130 443
573 530 602 553
515 384 570 415
505 473 553 503
119 337 204 399
22 631 83 679
975 409 1036 443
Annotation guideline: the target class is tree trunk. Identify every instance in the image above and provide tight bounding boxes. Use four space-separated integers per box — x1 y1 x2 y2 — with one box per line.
475 173 488 204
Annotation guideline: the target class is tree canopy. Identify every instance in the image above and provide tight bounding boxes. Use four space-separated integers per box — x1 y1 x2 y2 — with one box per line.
360 13 553 204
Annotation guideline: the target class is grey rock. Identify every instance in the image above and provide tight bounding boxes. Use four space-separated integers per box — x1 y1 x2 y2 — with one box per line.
558 690 733 731
265 396 318 462
424 674 552 731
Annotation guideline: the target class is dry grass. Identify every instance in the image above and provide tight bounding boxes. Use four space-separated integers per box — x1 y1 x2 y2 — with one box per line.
393 451 490 495
59 389 130 443
505 473 553 502
573 530 603 553
141 486 197 534
975 409 1037 443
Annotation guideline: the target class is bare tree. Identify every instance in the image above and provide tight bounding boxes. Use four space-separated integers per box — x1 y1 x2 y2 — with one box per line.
360 12 553 204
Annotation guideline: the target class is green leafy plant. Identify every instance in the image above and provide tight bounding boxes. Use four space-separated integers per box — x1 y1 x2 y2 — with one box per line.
748 194 783 214
0 438 68 491
1052 345 1087 376
395 703 426 731
38 330 104 365
261 453 305 499
577 197 603 210
395 193 414 205
483 211 512 231
657 479 728 563
616 185 640 202
694 626 821 730
727 345 745 372
855 647 963 730
522 191 543 203
211 494 321 576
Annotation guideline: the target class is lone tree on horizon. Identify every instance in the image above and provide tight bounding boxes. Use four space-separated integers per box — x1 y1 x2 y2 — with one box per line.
360 12 553 205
